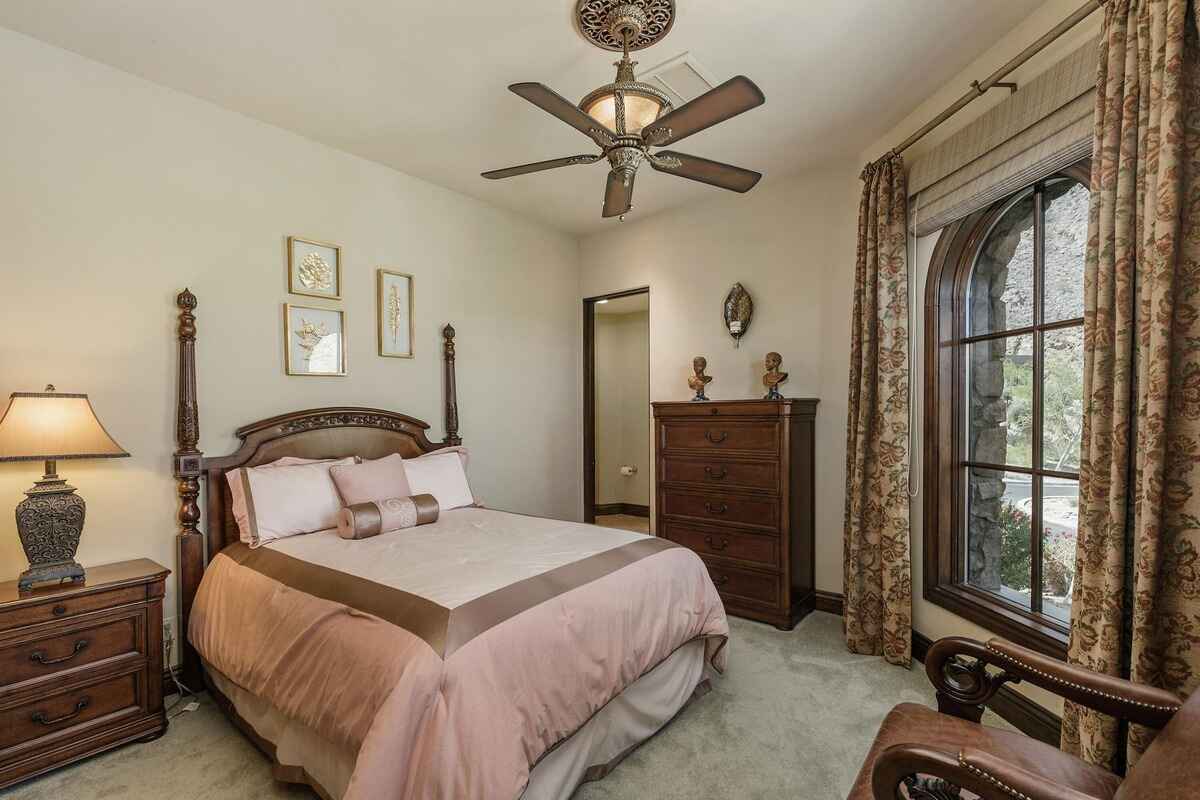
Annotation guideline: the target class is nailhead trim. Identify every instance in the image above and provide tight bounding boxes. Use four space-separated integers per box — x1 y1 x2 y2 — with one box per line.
984 644 1178 712
958 752 1031 800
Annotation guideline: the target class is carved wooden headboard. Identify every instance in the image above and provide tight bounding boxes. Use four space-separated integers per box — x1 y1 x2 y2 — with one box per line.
170 288 462 681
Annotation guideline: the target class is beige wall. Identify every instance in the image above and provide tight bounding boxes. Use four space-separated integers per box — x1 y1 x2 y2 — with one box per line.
579 166 862 591
0 27 582 649
594 311 650 508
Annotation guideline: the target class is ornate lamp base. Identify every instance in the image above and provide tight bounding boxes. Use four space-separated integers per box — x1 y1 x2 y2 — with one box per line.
15 463 87 593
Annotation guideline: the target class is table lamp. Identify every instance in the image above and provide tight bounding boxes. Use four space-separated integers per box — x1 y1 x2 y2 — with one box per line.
0 385 129 591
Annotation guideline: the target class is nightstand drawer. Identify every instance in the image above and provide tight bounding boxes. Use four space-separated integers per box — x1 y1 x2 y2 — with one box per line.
0 586 145 633
0 612 142 693
662 488 779 531
701 559 781 607
0 671 141 752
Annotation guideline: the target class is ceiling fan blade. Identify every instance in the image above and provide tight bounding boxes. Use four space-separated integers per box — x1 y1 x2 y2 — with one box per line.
641 76 765 147
602 170 635 218
482 154 600 180
651 151 762 193
509 83 616 148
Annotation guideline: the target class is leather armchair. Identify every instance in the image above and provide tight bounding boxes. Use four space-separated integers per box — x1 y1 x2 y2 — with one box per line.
848 636 1195 800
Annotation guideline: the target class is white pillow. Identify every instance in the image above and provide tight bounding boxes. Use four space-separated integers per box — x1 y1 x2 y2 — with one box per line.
403 451 475 511
227 457 356 547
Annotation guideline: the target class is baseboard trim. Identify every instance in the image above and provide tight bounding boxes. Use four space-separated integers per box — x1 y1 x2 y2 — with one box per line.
814 590 844 615
821 594 1062 746
594 503 650 518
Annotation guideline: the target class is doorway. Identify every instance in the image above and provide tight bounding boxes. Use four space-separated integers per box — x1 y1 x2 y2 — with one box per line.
583 288 650 532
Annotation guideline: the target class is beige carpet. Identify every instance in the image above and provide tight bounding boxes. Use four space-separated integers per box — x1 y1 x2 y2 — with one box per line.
0 613 1007 799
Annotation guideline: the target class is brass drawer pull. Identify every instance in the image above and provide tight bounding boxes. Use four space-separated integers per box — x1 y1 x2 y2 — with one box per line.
712 575 730 587
30 639 89 666
31 696 90 726
704 501 728 515
704 430 728 444
704 466 728 480
704 535 730 551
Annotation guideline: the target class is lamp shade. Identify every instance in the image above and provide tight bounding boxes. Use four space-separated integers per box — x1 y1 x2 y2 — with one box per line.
0 390 129 462
583 91 665 135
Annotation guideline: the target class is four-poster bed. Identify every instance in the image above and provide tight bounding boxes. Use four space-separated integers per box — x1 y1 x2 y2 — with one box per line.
167 289 729 800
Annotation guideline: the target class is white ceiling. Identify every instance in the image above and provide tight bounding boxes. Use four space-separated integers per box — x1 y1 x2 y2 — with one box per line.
0 1 1044 236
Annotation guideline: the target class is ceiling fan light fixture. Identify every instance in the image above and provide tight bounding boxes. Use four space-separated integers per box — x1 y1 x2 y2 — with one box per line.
581 88 667 135
483 0 766 220
579 52 672 136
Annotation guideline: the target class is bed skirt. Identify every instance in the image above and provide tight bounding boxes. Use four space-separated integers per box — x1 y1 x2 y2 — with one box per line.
204 637 712 799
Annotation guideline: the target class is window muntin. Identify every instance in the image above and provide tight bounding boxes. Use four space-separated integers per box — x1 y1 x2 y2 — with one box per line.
961 177 1085 624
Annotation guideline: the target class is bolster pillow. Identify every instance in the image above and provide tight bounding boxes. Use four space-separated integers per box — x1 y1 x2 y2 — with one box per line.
336 494 440 540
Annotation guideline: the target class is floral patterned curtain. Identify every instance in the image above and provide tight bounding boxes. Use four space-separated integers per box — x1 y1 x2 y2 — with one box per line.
843 154 912 668
1063 0 1200 770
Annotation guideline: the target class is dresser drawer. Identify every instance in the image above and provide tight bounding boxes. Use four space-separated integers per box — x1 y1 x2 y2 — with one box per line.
701 559 781 607
663 521 779 568
661 420 778 454
0 586 145 633
0 671 141 752
661 457 779 492
661 489 779 531
0 613 142 693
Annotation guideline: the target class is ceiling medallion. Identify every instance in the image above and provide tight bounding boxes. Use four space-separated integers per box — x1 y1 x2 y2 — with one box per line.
576 0 677 52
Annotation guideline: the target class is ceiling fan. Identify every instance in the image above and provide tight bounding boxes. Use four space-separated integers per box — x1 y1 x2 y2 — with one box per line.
482 0 765 220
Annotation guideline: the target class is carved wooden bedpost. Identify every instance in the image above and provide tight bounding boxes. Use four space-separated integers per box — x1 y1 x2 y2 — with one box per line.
442 324 461 446
174 289 204 686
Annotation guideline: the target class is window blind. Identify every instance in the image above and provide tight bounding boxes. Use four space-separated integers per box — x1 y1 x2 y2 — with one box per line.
909 37 1098 237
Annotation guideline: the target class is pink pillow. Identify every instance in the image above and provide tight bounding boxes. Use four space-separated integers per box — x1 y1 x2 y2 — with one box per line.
329 453 412 506
413 445 470 470
402 451 475 510
227 457 355 547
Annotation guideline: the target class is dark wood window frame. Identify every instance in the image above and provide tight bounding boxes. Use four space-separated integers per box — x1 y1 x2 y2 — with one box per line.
923 162 1089 659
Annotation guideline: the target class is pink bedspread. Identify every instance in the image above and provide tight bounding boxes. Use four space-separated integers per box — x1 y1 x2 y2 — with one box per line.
189 509 728 799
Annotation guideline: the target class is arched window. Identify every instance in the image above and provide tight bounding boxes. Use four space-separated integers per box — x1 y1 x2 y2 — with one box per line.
923 162 1088 657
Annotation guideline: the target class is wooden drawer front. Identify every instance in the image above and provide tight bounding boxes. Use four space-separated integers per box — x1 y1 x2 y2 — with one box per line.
702 559 781 607
0 586 145 633
0 614 141 692
0 672 140 751
662 490 779 531
663 522 779 568
662 457 778 492
662 421 778 454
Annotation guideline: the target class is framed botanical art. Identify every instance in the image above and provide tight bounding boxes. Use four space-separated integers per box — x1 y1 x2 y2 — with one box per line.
284 304 347 376
288 236 341 300
377 269 414 358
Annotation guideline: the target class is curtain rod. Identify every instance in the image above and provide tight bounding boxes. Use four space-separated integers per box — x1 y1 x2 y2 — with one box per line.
870 0 1106 169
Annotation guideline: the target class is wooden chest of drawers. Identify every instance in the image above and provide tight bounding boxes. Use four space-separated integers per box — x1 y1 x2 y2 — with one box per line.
653 399 817 630
0 559 169 789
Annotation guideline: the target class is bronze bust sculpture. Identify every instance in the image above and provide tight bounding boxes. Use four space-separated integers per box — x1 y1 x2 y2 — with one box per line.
763 352 788 400
688 356 712 401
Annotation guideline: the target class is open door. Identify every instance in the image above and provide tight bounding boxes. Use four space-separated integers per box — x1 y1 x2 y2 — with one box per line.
583 288 650 532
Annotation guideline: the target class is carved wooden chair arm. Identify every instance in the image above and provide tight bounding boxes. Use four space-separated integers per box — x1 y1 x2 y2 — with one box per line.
925 636 1182 728
871 744 1106 800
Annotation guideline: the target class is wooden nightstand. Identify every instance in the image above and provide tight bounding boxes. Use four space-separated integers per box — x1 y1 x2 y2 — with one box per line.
0 559 169 789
